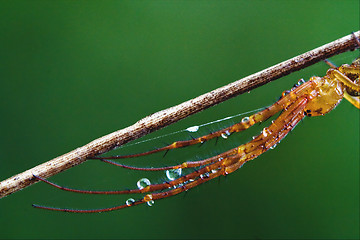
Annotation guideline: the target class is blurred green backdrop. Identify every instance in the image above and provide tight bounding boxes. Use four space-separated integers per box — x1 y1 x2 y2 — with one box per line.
0 1 359 239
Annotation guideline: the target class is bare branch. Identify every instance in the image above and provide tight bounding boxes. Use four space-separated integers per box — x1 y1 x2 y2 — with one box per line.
1 31 359 199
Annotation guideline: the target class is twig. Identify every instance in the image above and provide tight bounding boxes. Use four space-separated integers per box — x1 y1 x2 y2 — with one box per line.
1 31 359 199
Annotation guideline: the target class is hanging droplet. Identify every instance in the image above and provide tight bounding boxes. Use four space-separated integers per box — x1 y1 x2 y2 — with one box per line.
137 178 151 190
144 194 154 206
270 144 277 150
147 200 155 207
144 194 152 201
221 133 228 139
166 168 182 181
241 117 250 123
186 126 199 132
200 173 210 179
282 90 290 97
125 198 135 206
262 127 271 137
297 79 305 86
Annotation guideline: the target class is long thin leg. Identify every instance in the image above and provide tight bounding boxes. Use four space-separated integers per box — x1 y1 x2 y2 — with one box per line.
33 93 309 213
91 81 314 161
343 92 360 109
327 68 360 92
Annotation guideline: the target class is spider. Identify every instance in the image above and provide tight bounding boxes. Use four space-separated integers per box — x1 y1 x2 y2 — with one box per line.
33 56 360 213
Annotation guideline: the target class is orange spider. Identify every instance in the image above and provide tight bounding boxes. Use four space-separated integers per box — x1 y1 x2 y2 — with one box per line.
33 57 360 213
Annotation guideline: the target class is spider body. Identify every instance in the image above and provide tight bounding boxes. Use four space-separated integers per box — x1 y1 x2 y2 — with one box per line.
33 58 360 213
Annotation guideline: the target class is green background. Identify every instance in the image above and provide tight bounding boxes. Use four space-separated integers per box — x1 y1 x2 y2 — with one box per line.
0 1 359 239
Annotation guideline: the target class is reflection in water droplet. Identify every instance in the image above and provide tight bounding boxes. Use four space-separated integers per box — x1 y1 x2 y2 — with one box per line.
137 178 151 190
186 126 199 132
200 173 210 179
270 144 277 150
144 194 152 201
297 79 305 86
241 117 250 123
221 133 228 139
147 200 155 207
125 198 135 206
166 168 182 181
262 127 271 137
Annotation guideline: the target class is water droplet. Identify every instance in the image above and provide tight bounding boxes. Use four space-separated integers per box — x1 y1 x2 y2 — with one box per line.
252 136 256 140
137 178 151 190
262 127 271 137
186 126 199 132
125 198 135 206
144 194 152 201
200 173 210 179
221 133 228 139
297 79 305 86
211 169 217 173
147 200 155 206
218 157 224 161
282 90 290 97
270 144 277 150
241 117 250 123
166 168 182 181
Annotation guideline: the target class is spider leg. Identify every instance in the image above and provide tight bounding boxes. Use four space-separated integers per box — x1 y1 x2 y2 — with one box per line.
120 97 310 205
99 149 234 171
32 157 233 213
32 167 226 213
32 199 146 213
33 77 316 213
343 92 360 109
339 65 360 76
327 68 360 92
334 64 360 108
224 97 308 174
91 81 315 161
32 156 230 195
324 59 338 68
33 93 310 213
